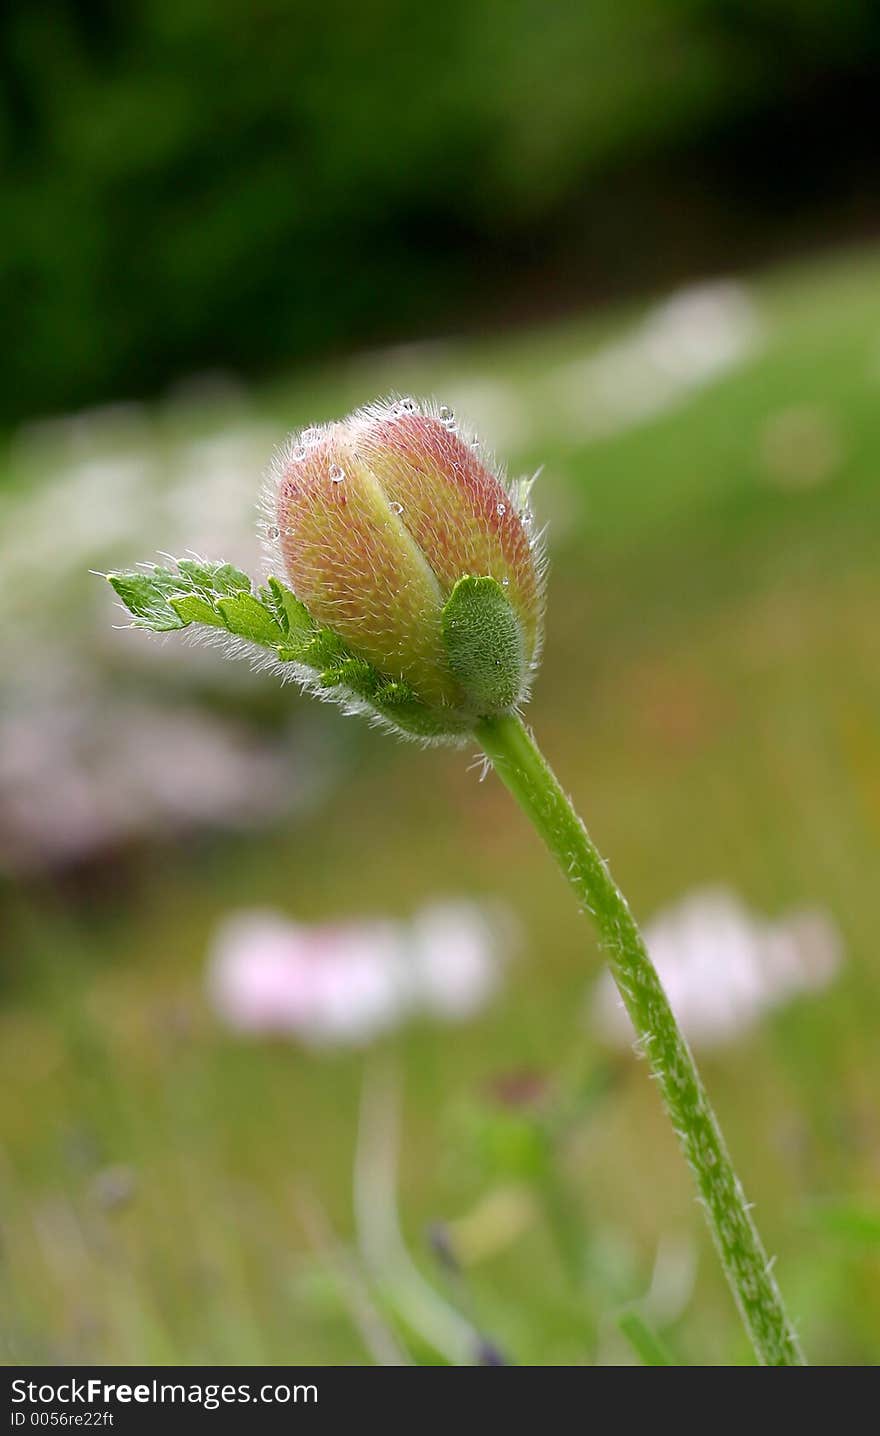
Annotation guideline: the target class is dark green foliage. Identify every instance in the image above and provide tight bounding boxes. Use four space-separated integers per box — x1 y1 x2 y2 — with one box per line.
4 0 880 423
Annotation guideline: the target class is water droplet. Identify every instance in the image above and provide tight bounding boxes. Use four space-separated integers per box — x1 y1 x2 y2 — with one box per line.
267 524 280 540
390 501 404 515
438 404 455 427
329 463 345 483
398 397 418 414
501 577 510 588
302 426 320 445
496 502 506 517
470 437 481 450
292 444 306 461
284 526 296 536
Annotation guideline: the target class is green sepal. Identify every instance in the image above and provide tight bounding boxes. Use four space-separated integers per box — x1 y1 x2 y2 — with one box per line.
441 574 525 715
276 625 448 734
371 680 465 739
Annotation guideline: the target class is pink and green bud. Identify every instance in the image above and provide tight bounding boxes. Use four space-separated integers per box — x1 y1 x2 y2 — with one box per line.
106 398 545 743
266 399 544 736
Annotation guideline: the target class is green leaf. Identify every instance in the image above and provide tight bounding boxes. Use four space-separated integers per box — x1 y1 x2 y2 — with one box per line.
807 1201 880 1247
215 592 285 646
266 576 313 635
107 557 258 634
441 574 525 715
105 555 469 740
106 557 330 669
618 1311 675 1366
177 558 251 595
460 1102 550 1182
107 570 186 631
168 592 228 628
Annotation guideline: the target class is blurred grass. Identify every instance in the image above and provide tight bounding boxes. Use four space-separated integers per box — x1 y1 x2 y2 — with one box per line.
2 245 880 1364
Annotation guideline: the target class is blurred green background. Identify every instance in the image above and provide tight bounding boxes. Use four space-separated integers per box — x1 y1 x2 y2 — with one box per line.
2 0 880 1367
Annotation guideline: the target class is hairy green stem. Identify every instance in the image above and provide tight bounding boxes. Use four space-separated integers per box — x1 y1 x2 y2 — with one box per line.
475 712 805 1367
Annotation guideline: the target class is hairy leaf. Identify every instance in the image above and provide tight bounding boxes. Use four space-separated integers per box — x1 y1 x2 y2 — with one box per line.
107 569 186 631
215 592 285 646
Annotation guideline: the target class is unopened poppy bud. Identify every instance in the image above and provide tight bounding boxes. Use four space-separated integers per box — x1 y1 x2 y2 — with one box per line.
106 398 545 742
266 399 544 738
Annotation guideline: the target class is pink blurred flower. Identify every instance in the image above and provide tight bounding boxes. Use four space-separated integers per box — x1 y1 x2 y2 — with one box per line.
207 900 509 1048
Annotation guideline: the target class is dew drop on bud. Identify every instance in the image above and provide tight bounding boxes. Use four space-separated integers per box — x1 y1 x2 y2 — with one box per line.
390 501 404 515
438 405 455 427
302 427 320 445
329 464 345 483
267 524 280 539
292 445 306 461
398 397 418 414
496 502 506 516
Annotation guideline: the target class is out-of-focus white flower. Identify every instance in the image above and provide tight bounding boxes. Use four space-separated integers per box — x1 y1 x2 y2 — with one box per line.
0 684 322 872
593 887 842 1050
0 403 340 872
440 376 534 455
411 901 507 1019
552 281 762 440
206 900 511 1049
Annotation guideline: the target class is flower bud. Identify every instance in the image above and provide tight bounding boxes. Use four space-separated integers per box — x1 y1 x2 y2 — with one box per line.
266 400 544 737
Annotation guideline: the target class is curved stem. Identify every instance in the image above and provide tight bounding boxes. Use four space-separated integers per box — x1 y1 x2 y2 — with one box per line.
475 712 805 1367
